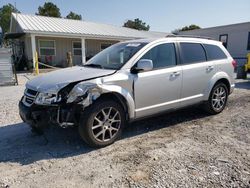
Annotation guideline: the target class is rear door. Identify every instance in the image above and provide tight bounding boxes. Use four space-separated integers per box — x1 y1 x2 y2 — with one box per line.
178 42 216 106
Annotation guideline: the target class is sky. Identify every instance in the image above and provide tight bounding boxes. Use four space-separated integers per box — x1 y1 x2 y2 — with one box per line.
0 0 250 32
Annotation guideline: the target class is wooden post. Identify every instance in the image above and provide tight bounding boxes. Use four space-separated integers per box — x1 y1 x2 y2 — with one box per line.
67 52 73 67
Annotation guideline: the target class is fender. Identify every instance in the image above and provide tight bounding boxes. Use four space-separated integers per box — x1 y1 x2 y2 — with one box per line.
67 79 136 119
97 84 135 119
203 71 232 100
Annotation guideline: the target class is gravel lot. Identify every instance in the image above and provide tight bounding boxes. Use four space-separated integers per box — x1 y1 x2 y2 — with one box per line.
0 73 250 188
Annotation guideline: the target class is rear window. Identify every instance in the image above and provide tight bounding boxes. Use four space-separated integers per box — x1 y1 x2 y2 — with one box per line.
180 43 206 64
203 44 227 61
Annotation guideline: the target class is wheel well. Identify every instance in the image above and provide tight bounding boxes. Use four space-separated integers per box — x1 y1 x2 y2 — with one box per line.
97 93 129 120
214 78 230 92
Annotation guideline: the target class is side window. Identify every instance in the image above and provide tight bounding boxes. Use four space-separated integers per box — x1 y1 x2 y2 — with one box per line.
72 41 82 56
141 43 176 69
203 44 227 61
39 40 56 56
180 43 206 64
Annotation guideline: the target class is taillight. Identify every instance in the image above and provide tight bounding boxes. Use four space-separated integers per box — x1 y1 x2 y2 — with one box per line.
232 60 237 69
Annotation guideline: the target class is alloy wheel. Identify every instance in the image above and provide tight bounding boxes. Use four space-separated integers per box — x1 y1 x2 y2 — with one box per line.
211 86 227 111
92 107 121 142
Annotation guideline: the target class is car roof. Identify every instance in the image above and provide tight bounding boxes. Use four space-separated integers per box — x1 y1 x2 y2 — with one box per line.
123 36 222 46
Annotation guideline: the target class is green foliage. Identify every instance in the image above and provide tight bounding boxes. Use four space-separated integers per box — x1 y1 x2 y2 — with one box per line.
37 2 61 18
180 24 201 31
66 11 82 20
0 3 20 33
172 24 201 34
123 18 150 31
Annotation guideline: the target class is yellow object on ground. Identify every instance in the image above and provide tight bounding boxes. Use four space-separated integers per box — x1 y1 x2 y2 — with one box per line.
247 53 250 70
35 51 39 75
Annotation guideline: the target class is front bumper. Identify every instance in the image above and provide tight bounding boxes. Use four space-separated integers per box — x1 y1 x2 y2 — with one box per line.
19 99 78 129
19 100 54 129
19 100 33 125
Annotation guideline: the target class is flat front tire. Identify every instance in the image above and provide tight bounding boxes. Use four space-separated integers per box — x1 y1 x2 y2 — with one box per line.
78 99 125 147
204 82 228 114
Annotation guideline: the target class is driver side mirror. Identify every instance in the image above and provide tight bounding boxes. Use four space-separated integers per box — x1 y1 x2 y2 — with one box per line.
132 59 153 73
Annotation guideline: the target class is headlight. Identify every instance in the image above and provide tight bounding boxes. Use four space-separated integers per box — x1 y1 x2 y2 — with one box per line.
67 83 96 103
35 92 58 105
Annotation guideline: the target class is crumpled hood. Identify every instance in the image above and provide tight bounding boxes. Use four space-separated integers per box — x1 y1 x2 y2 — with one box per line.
26 66 116 93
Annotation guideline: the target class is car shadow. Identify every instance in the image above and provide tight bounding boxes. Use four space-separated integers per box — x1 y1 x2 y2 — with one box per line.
0 107 208 165
123 107 208 138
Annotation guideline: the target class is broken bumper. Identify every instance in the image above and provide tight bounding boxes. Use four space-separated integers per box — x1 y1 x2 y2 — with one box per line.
19 100 33 125
19 99 78 129
19 100 53 129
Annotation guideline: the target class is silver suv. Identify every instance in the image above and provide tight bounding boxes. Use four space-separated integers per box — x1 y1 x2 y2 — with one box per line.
19 37 235 147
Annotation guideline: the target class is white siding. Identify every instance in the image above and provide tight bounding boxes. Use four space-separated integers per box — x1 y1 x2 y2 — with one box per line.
179 22 250 58
23 36 119 66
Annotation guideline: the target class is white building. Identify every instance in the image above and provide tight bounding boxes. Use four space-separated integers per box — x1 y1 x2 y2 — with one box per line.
179 22 250 62
6 13 169 69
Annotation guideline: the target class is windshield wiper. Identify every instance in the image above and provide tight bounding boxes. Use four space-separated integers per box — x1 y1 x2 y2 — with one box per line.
83 64 104 69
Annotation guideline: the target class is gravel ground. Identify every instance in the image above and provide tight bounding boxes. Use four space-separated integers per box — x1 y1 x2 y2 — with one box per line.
0 73 250 188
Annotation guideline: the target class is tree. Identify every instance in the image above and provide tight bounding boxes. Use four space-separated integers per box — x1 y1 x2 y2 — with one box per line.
123 18 150 31
66 11 82 20
179 24 201 31
0 3 20 34
37 2 61 18
172 24 201 34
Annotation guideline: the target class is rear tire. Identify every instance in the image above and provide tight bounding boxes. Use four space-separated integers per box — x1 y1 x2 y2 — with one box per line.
203 82 228 115
78 99 125 148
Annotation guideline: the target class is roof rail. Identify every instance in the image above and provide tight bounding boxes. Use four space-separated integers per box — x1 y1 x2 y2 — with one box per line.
165 34 215 40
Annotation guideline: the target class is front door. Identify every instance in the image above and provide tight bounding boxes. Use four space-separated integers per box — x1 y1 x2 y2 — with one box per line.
134 43 182 118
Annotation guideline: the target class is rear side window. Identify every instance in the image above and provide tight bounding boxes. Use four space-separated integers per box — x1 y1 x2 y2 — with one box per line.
180 43 206 64
141 43 176 69
203 44 227 61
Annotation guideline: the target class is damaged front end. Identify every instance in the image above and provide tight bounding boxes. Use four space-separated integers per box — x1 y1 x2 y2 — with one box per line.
19 81 104 130
66 82 101 107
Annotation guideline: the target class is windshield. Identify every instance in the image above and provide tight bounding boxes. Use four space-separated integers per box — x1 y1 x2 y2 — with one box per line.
84 42 147 70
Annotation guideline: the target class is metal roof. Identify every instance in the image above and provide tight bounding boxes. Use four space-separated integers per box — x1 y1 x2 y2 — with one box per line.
178 21 250 34
11 13 169 40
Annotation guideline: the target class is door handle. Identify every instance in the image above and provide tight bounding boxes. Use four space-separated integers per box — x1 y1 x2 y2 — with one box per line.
206 66 214 71
170 71 181 77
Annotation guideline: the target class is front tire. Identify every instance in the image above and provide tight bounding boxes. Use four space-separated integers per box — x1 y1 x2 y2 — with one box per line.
78 99 125 147
204 82 228 114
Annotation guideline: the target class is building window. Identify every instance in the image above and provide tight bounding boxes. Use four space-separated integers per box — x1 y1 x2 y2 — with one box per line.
219 34 228 48
100 43 112 51
73 41 82 56
247 32 250 50
39 40 56 56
